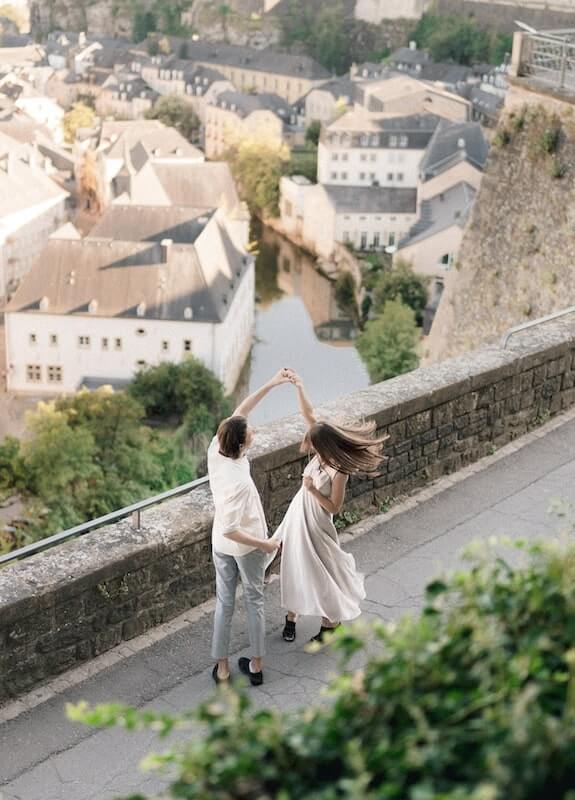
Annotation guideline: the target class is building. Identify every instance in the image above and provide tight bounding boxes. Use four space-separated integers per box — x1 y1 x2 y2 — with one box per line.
280 177 418 258
205 90 302 158
357 74 471 121
418 118 489 199
355 0 432 23
300 77 355 127
388 43 432 73
0 132 69 304
95 74 158 120
318 109 440 189
5 206 254 395
137 43 330 105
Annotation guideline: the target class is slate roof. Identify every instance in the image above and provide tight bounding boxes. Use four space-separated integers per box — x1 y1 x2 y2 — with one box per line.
214 89 292 119
398 181 476 248
90 205 215 244
150 162 240 209
101 120 203 161
323 185 418 215
420 119 489 180
6 222 248 325
389 47 431 67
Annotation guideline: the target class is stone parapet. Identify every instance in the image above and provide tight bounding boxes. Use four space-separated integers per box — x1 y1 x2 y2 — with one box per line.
2 317 575 701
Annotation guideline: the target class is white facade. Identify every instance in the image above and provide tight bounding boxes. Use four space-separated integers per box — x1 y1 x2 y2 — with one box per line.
5 261 255 395
15 95 65 143
318 140 423 189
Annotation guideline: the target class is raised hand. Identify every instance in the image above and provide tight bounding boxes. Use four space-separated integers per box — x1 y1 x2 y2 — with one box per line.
270 368 295 386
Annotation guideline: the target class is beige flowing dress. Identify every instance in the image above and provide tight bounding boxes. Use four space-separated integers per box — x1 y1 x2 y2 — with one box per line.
272 456 365 622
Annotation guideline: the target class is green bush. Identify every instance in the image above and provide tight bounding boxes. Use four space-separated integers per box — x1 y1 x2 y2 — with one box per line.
371 261 429 326
70 540 575 799
357 298 420 383
540 125 561 155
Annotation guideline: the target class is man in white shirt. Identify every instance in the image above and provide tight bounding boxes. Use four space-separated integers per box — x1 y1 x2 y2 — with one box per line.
208 369 290 685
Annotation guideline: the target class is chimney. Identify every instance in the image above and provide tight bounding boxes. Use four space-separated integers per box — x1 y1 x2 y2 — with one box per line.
39 296 49 311
457 137 466 149
409 40 417 51
79 31 87 47
161 238 173 262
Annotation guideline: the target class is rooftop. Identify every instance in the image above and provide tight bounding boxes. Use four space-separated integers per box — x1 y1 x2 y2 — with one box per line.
420 119 489 180
323 184 418 215
214 89 292 119
90 205 215 244
399 181 476 248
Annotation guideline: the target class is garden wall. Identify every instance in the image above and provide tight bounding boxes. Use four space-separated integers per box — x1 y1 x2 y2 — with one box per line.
2 317 575 700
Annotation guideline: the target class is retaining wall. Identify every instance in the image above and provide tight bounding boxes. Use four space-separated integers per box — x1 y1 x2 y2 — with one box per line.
2 318 575 700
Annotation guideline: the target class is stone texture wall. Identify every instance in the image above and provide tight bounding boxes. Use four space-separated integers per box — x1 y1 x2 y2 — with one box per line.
425 93 575 365
434 0 575 33
3 317 575 701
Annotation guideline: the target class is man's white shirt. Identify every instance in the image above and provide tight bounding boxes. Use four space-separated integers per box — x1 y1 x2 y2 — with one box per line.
207 436 268 556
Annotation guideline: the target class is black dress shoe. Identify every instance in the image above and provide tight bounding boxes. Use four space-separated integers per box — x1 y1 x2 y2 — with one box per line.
212 664 230 684
238 657 263 686
310 624 341 644
282 616 296 642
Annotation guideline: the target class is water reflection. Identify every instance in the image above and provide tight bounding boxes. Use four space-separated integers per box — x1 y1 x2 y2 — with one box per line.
247 224 370 425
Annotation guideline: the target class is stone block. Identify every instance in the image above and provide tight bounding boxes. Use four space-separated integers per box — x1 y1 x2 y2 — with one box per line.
405 410 432 437
547 356 569 378
54 597 83 629
432 403 453 427
107 599 138 625
94 626 123 656
437 422 454 437
519 372 534 392
561 388 575 409
476 385 495 408
520 390 535 410
562 371 575 390
532 365 548 386
454 393 478 416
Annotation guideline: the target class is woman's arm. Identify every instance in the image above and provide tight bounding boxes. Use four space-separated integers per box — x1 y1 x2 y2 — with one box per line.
233 369 292 418
303 471 348 515
292 375 317 427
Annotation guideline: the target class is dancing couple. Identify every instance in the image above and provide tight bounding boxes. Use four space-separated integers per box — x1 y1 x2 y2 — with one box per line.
207 368 386 685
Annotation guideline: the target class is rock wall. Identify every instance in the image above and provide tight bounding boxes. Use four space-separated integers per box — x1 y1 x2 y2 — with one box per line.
434 0 575 33
426 85 575 364
3 316 575 700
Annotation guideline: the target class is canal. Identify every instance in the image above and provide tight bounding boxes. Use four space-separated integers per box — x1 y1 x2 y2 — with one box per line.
246 224 370 425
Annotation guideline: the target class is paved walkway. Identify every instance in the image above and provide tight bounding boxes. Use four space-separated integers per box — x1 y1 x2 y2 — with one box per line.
2 413 575 800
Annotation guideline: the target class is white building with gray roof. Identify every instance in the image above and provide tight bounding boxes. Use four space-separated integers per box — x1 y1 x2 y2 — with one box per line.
4 205 254 395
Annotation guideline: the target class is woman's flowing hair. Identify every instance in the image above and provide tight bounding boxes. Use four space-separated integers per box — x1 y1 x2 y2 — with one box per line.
301 419 388 475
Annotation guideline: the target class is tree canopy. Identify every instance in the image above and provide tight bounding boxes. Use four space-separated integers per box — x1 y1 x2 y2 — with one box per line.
372 261 429 326
412 12 512 66
62 102 95 144
357 298 420 383
145 96 201 143
225 139 290 217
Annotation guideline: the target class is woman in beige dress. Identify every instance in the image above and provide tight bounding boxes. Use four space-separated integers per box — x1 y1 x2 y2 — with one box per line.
274 373 387 643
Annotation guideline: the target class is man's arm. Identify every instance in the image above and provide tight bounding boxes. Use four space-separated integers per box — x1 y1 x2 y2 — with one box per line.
224 530 280 554
233 369 293 418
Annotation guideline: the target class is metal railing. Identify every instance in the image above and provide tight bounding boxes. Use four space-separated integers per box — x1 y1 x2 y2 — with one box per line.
0 475 209 568
521 31 575 91
501 305 575 348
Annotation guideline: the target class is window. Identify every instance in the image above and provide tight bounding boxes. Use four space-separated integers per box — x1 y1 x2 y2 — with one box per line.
102 337 109 350
29 333 37 345
370 134 379 146
342 153 348 161
373 233 380 248
387 172 394 181
47 365 62 383
161 340 169 352
389 135 398 147
332 152 339 161
360 153 367 162
359 172 365 180
78 335 90 349
441 253 453 268
49 334 57 346
136 360 146 368
397 172 404 182
370 153 377 162
341 171 348 179
343 231 351 242
388 232 396 246
369 172 376 180
360 134 368 146
135 328 146 336
330 171 338 180
399 135 408 147
26 364 41 383
114 338 122 351
360 232 368 250
183 339 192 352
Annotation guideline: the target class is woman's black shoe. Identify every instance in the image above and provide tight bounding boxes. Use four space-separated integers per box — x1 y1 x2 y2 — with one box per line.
282 616 296 642
238 657 263 686
310 624 340 644
212 664 230 684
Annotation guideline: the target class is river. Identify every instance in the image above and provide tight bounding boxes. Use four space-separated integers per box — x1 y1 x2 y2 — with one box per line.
245 224 370 425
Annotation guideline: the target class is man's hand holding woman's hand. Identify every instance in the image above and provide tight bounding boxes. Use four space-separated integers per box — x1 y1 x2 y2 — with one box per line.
260 538 281 555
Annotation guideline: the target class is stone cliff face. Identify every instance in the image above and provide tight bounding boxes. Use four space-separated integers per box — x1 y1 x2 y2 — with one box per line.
30 0 152 38
426 86 575 364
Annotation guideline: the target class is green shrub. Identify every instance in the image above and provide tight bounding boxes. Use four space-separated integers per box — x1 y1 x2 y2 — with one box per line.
70 540 575 799
550 158 568 179
493 127 511 148
540 125 561 154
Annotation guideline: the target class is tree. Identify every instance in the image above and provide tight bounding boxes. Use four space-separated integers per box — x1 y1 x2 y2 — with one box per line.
334 271 358 321
218 3 231 42
305 121 321 147
62 102 95 144
357 298 419 382
132 10 156 43
372 261 429 326
128 358 230 428
70 540 575 799
145 95 201 143
412 12 512 66
225 139 290 217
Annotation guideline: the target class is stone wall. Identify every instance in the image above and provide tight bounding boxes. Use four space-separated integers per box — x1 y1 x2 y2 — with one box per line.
3 318 575 701
434 0 575 33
